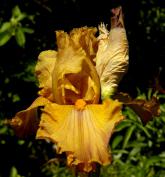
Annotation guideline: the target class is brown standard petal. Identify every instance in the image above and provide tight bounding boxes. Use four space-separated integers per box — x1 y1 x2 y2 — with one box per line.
52 28 100 104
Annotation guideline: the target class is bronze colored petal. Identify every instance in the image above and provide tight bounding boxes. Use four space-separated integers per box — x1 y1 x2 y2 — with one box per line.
127 97 160 124
113 92 160 124
10 97 51 137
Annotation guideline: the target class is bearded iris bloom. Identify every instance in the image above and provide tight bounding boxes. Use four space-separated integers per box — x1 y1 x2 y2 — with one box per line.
10 7 129 173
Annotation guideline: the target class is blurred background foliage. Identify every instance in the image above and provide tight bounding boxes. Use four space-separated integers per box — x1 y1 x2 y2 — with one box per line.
0 0 164 176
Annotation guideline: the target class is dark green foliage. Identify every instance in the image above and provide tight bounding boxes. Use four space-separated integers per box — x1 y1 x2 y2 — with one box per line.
105 92 165 177
0 6 34 47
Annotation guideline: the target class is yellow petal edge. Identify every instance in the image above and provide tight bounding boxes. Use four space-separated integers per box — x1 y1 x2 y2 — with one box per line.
35 50 57 101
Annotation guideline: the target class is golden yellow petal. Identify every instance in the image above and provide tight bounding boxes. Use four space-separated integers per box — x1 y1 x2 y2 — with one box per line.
96 7 129 99
35 50 57 101
36 99 124 172
10 97 51 137
52 28 100 104
70 27 98 62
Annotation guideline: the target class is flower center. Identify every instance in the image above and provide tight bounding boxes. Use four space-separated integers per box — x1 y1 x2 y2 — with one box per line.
75 99 86 110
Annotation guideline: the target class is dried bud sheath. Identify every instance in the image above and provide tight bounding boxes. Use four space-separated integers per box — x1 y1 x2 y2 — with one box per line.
96 7 129 100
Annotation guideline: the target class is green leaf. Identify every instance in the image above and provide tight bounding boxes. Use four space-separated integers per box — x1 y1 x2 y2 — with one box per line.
0 126 8 134
16 14 26 22
147 88 153 100
134 122 151 138
12 94 20 102
10 167 18 177
122 125 136 149
12 6 21 18
145 156 162 169
112 149 129 155
115 120 132 132
21 27 34 34
129 147 141 156
124 107 139 122
0 22 11 33
111 135 123 149
0 32 12 46
12 6 26 22
136 87 146 100
15 28 25 47
159 94 165 99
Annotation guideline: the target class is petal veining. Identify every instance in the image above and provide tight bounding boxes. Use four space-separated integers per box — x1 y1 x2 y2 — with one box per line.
36 99 124 172
96 7 129 99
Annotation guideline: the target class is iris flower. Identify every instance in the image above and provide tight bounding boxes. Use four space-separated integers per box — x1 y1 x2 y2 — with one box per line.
10 7 129 173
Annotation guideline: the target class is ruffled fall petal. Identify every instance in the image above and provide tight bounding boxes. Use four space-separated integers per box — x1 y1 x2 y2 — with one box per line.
10 97 51 137
35 50 57 101
36 99 124 172
96 7 129 99
52 29 100 104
